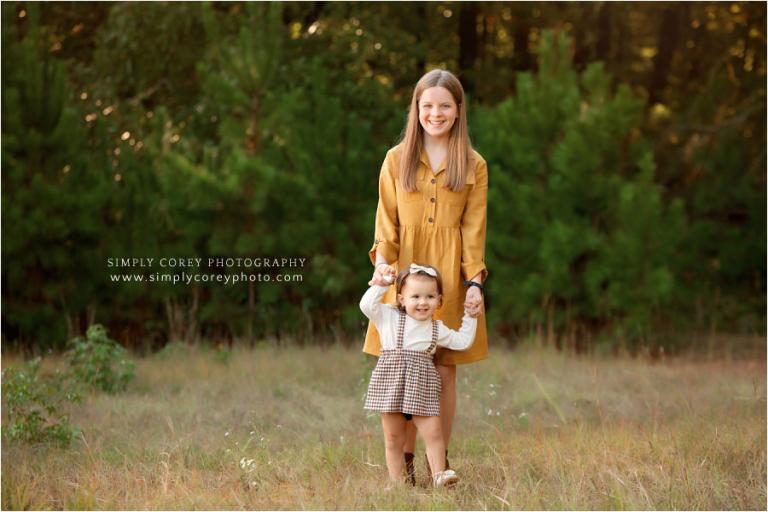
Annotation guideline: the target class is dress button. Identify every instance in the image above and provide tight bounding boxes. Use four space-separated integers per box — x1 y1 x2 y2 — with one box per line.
428 217 433 223
430 197 435 203
431 178 436 184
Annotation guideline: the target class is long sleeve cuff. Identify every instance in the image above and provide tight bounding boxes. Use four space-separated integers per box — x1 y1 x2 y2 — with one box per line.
368 239 399 266
462 261 488 283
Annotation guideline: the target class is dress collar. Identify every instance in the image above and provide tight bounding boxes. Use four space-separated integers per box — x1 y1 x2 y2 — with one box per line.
420 147 447 175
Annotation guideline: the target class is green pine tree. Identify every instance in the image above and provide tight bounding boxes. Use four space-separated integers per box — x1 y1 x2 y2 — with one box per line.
475 30 685 353
2 4 111 348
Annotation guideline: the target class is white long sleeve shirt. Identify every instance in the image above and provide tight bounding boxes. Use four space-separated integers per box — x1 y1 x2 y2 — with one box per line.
360 285 477 352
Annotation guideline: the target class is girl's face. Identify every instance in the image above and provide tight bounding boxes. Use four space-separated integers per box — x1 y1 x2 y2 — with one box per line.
397 275 442 321
418 86 459 141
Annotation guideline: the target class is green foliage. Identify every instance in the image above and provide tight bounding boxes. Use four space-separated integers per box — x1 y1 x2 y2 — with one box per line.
180 2 399 341
87 2 206 111
2 358 82 446
1 3 763 353
66 324 135 393
214 346 233 365
156 340 192 359
670 92 766 332
1 3 111 346
475 31 686 350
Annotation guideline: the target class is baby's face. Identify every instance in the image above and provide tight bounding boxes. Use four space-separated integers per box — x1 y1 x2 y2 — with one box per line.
397 275 441 321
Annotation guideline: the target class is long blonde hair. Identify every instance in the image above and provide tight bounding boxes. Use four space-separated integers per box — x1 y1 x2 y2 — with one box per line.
399 69 473 192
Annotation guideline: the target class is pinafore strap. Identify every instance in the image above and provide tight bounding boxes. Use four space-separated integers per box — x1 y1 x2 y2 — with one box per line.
395 310 439 355
395 310 406 350
428 319 438 355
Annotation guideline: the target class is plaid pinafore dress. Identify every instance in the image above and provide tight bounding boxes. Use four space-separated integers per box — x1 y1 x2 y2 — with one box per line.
364 310 442 417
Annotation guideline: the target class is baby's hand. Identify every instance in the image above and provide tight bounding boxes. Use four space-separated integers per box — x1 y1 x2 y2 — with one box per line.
369 263 396 286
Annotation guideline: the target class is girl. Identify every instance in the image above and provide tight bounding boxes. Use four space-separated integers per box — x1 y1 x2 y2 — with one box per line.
364 69 488 483
361 263 477 487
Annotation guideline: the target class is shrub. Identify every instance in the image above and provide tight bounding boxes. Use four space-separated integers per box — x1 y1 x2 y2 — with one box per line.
2 358 82 446
66 324 135 393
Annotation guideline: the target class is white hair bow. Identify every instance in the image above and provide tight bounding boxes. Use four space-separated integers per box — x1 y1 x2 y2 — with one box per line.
409 264 437 277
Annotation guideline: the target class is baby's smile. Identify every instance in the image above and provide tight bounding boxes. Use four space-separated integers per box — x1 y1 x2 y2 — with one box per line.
398 275 441 321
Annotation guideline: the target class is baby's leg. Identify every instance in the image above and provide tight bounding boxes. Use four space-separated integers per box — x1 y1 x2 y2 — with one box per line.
411 415 446 476
381 413 408 480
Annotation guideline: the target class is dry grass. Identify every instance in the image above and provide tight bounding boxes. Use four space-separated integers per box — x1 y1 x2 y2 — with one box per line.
2 343 765 510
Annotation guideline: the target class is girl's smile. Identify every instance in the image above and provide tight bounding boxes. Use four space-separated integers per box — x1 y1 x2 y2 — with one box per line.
418 86 458 140
398 275 442 321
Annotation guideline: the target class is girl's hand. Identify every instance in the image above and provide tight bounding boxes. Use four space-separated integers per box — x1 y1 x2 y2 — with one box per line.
369 263 396 286
464 286 483 318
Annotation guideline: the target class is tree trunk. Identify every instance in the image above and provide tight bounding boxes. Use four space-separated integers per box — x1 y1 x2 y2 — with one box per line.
648 4 684 104
164 286 200 344
595 2 612 64
415 3 427 72
458 2 479 96
512 16 533 72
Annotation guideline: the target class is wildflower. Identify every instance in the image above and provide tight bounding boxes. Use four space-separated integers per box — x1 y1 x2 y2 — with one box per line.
239 457 256 472
225 431 230 437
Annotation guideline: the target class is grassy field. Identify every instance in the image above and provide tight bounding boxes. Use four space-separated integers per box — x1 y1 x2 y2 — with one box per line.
1 342 766 510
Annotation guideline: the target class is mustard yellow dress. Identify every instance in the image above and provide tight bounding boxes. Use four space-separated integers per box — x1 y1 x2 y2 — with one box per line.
364 143 489 365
